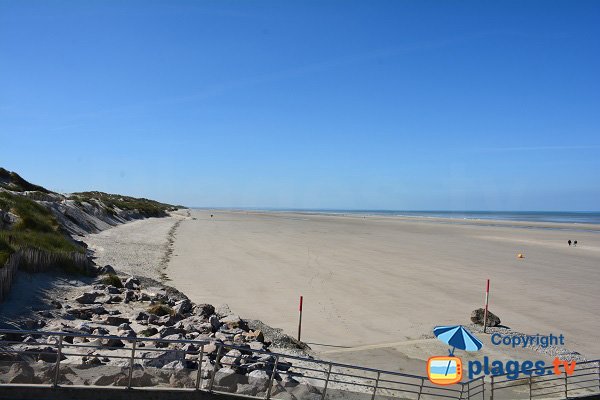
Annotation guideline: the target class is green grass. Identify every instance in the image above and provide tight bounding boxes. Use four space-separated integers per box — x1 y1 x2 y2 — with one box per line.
101 273 123 288
0 191 85 269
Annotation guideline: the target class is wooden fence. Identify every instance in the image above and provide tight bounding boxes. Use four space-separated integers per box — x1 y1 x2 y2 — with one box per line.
0 248 92 302
0 252 19 302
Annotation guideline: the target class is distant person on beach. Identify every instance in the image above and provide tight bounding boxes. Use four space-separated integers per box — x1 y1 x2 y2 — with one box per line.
568 240 572 246
574 240 577 246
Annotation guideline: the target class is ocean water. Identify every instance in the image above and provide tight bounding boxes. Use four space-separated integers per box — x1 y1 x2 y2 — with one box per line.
284 210 600 225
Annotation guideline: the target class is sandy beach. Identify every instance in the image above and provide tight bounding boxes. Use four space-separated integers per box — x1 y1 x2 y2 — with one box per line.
83 209 600 373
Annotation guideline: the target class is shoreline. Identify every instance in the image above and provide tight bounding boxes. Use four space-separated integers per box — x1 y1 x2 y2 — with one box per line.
231 209 600 233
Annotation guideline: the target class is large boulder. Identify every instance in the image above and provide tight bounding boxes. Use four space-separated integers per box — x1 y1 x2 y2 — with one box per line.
470 308 501 327
6 363 37 384
173 299 192 315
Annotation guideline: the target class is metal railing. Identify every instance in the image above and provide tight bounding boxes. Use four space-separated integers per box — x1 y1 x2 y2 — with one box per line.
490 359 600 400
0 328 478 399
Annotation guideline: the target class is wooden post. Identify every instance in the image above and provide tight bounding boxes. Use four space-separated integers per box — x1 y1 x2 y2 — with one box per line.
298 295 303 342
483 279 490 333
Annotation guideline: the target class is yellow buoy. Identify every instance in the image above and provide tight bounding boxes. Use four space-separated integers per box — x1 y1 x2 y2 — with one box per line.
517 253 525 259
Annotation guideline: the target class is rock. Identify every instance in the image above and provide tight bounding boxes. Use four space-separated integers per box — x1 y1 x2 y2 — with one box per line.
220 349 242 368
173 299 192 315
118 323 132 331
124 290 135 303
158 326 181 338
124 277 140 290
158 314 179 326
103 338 125 348
213 367 240 391
75 292 100 304
162 360 186 369
292 382 322 399
7 363 36 384
281 375 300 388
104 316 130 326
220 315 246 330
92 327 109 335
84 356 103 365
168 368 196 388
50 300 63 309
209 315 221 331
106 286 122 294
108 295 123 303
141 350 186 368
66 305 107 320
249 341 266 351
139 327 158 337
245 330 265 343
91 371 126 386
136 311 150 321
99 265 116 275
247 369 270 392
118 369 155 387
194 303 215 317
470 308 501 327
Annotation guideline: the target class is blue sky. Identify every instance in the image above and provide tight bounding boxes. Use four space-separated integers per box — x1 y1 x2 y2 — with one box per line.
1 1 599 210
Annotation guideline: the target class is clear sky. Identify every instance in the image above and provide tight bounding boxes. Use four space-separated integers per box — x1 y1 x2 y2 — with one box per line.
1 1 599 210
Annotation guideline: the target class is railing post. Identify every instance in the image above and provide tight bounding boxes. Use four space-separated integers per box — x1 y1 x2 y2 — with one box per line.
321 363 332 400
208 344 223 392
481 376 485 400
467 380 470 399
265 355 279 399
459 382 464 400
417 377 424 400
564 370 568 399
53 335 63 387
371 371 381 400
528 376 532 400
490 376 494 400
195 344 205 390
127 339 137 389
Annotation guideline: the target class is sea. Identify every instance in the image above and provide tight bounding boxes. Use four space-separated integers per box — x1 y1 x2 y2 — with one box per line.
272 210 600 225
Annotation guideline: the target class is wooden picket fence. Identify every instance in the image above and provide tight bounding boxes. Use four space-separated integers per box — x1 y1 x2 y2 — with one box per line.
0 248 92 302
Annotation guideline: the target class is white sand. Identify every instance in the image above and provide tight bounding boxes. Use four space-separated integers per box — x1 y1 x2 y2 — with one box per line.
165 210 600 371
82 211 187 280
83 209 600 372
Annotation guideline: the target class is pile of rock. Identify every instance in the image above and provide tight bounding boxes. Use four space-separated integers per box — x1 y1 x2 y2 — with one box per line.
0 272 321 399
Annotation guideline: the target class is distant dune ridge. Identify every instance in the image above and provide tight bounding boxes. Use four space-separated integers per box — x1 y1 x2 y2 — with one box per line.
0 167 180 299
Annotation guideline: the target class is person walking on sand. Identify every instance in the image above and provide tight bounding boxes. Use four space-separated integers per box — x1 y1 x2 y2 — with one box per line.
568 240 572 246
574 240 578 247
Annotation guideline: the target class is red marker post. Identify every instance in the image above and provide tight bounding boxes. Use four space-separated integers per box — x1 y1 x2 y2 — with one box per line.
298 296 303 342
483 279 490 333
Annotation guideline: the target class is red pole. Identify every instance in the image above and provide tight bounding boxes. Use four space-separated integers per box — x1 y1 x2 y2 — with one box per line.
298 296 303 342
483 279 490 333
